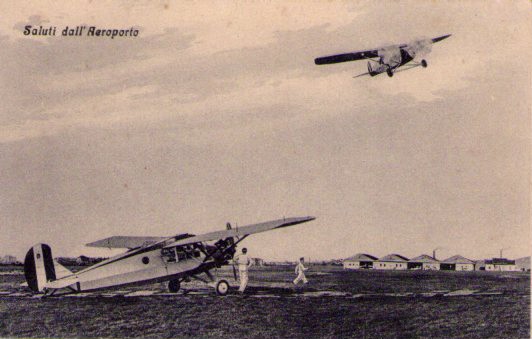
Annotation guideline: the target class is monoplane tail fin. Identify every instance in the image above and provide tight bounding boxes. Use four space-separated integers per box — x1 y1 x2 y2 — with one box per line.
24 243 57 292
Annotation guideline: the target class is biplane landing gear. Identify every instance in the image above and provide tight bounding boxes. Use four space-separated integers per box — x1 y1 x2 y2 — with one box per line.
386 69 394 77
421 59 427 68
215 279 230 296
168 279 181 293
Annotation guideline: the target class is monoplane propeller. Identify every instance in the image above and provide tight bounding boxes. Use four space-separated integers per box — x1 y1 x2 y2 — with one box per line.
225 222 238 280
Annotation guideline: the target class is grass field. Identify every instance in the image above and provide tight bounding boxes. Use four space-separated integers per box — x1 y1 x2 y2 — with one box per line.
0 265 529 338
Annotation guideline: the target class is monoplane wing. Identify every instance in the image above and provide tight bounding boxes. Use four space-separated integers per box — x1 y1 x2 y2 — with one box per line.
431 34 451 43
315 50 379 65
86 236 169 249
164 216 315 248
315 34 450 66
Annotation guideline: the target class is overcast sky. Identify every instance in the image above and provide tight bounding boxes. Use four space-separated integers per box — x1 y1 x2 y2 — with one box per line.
0 1 530 262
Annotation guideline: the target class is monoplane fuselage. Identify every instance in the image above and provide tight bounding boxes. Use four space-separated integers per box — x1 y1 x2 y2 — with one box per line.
24 216 316 296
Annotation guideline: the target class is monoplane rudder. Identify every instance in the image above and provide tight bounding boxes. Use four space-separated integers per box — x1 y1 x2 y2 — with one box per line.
24 243 57 292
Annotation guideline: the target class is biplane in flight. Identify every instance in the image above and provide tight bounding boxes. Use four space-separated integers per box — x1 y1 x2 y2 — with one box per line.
23 216 315 296
314 34 451 78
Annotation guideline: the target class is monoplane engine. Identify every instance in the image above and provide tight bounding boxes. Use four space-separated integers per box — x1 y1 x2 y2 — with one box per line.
404 38 432 59
378 46 402 66
210 238 236 265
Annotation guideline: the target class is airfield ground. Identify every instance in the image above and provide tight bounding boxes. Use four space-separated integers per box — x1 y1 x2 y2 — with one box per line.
0 265 529 338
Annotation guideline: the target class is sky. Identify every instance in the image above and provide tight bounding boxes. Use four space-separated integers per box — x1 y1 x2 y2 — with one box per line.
0 1 530 262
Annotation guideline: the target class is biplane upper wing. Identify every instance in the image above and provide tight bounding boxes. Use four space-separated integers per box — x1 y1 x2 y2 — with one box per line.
164 216 315 248
314 49 379 65
86 236 169 249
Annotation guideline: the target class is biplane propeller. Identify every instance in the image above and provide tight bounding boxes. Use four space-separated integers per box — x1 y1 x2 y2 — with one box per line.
314 34 451 78
23 216 315 296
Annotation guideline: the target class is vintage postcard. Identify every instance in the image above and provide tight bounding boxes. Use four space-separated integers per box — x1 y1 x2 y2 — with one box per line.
0 1 530 338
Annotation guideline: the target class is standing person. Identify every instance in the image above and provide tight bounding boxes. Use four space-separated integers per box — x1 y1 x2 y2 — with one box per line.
293 257 309 286
234 247 253 293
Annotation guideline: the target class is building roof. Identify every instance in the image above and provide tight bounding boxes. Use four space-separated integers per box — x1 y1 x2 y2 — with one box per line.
378 254 409 262
485 258 515 265
409 254 439 263
441 255 475 264
344 253 378 261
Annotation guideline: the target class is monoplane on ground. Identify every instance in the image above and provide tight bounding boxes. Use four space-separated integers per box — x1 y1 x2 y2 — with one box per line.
23 216 315 296
314 34 451 78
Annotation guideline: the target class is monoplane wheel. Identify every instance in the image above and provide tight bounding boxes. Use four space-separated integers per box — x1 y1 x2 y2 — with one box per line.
387 69 393 77
421 59 427 68
168 279 181 293
215 280 230 296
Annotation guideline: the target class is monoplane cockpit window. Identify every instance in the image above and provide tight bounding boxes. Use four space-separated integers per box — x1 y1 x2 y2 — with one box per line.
177 250 187 261
162 244 202 263
182 245 201 259
161 248 177 263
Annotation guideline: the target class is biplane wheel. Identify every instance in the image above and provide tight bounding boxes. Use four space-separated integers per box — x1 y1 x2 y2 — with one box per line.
168 279 181 293
215 280 230 296
421 59 427 68
387 69 393 77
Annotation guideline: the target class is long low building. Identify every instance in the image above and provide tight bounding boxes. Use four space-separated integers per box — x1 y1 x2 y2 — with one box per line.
485 258 518 271
0 255 19 265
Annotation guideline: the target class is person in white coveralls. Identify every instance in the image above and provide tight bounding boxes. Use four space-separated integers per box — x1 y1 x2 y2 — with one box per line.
234 247 253 293
293 257 308 286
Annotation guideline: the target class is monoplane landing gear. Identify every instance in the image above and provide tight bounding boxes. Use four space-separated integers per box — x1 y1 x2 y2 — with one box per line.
190 270 231 296
215 279 230 296
421 59 427 68
386 69 394 77
168 279 181 293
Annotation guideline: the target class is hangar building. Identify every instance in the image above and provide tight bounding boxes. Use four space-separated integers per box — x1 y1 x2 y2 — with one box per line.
408 254 440 270
343 253 378 269
374 254 409 270
440 255 475 271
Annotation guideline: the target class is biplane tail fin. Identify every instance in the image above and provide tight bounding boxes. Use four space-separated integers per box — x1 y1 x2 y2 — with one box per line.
24 243 57 292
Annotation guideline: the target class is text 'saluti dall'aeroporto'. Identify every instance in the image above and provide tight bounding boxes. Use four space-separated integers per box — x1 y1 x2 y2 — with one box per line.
23 25 139 39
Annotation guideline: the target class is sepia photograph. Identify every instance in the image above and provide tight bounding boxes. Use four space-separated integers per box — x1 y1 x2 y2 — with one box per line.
0 1 530 338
